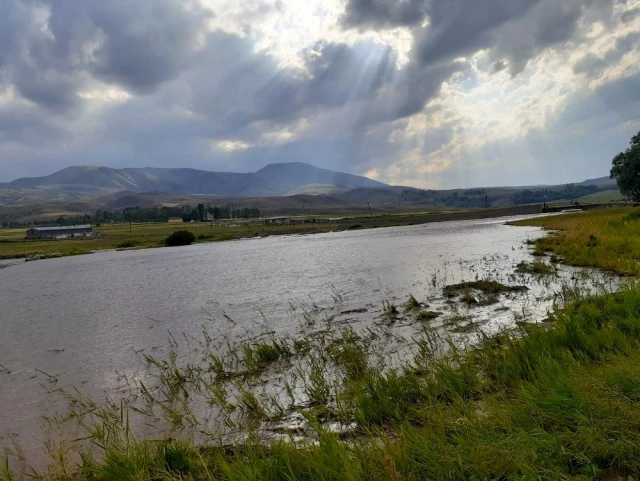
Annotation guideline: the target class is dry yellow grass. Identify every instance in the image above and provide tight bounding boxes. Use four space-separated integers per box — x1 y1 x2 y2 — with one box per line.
512 207 640 275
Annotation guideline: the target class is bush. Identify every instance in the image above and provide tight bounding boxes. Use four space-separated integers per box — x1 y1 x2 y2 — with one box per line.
165 230 196 247
116 240 138 249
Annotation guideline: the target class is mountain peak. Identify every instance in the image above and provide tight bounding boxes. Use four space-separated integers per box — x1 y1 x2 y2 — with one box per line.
2 162 389 197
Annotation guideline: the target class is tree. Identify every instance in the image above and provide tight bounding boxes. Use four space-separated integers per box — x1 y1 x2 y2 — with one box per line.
611 131 640 201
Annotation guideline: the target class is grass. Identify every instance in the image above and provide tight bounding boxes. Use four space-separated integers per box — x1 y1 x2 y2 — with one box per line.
512 207 640 276
443 280 528 297
382 300 399 321
577 189 625 204
405 294 422 311
443 280 528 306
515 260 557 275
417 311 442 321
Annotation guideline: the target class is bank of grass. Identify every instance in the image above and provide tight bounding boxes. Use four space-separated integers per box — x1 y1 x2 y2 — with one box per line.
512 206 640 276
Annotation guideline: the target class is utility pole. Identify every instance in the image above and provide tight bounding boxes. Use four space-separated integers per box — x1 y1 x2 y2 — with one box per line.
485 195 488 209
367 202 373 218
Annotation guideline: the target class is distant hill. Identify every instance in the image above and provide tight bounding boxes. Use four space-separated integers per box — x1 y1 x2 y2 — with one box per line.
577 176 617 188
0 163 388 199
0 163 622 224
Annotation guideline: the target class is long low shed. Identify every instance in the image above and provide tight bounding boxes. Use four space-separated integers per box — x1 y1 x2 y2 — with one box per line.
26 225 93 240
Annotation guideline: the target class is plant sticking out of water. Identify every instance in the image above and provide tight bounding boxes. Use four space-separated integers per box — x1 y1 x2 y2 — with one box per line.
443 315 474 330
382 300 399 321
235 388 267 422
444 279 528 307
405 294 422 311
303 359 332 407
242 338 292 373
443 280 528 297
515 261 557 276
417 311 442 322
532 245 546 256
327 328 370 383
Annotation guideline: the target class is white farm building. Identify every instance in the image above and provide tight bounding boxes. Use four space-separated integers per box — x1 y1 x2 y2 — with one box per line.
26 225 93 240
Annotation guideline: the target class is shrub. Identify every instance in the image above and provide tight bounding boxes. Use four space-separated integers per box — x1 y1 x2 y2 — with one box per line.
116 240 138 249
165 230 196 247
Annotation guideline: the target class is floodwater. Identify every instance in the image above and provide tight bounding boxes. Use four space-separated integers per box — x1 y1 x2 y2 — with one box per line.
0 213 614 464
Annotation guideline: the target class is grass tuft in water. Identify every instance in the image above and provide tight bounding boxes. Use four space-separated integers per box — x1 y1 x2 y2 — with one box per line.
405 294 422 311
515 260 556 275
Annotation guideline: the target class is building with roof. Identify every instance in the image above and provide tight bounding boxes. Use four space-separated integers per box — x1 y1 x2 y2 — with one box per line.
26 225 93 240
263 216 292 225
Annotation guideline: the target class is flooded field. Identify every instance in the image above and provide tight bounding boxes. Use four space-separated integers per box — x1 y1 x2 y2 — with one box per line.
0 213 618 467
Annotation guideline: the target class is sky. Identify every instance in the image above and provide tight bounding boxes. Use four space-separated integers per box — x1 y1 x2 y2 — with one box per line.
0 0 639 188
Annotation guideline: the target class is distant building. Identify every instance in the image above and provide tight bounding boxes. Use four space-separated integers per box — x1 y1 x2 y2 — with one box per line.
26 225 93 240
264 216 291 225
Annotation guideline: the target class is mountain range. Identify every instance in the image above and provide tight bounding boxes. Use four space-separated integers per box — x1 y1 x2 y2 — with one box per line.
0 162 621 224
1 162 388 198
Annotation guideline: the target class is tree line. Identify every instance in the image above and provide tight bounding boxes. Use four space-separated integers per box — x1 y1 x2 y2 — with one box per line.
2 204 261 228
104 204 261 223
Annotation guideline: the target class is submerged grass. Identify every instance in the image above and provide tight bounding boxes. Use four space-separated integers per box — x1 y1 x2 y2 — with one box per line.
515 260 557 275
443 280 528 297
11 285 640 480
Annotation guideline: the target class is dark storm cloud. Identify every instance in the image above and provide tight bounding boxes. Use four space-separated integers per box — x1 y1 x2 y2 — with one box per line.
342 0 616 75
0 1 85 112
73 0 211 93
341 0 429 29
414 0 543 66
341 0 544 57
0 0 211 114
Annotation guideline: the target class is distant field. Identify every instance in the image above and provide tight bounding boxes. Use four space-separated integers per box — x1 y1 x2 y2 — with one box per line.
0 206 532 259
577 189 625 203
1 203 623 260
0 221 340 259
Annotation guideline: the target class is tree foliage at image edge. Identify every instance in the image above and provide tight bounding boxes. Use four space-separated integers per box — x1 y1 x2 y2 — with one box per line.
611 131 640 201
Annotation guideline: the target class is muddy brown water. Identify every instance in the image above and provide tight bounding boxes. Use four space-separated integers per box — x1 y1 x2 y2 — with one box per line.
0 213 615 466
